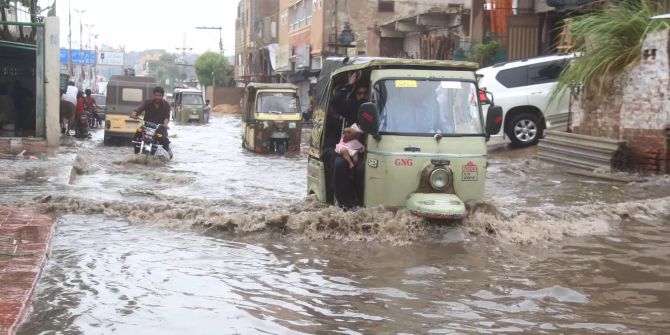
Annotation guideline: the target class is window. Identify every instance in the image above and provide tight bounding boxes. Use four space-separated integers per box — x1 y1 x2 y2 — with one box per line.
181 94 203 106
496 66 528 88
378 1 394 12
288 0 313 32
256 92 299 114
375 80 483 135
121 88 143 102
528 60 566 85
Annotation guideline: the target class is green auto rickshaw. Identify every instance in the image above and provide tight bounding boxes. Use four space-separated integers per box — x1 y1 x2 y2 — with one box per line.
241 83 302 154
307 58 503 219
173 88 206 123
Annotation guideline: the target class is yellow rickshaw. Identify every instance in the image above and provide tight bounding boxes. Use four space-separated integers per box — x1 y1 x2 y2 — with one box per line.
104 75 156 145
241 83 302 154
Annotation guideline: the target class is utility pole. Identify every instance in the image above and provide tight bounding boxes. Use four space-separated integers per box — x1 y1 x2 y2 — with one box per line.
195 26 224 90
68 0 72 76
176 33 193 87
195 26 224 56
74 8 86 84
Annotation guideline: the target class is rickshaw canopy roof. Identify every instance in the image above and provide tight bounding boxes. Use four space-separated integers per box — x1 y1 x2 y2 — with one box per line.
329 58 479 76
245 83 298 91
314 57 478 107
108 75 157 84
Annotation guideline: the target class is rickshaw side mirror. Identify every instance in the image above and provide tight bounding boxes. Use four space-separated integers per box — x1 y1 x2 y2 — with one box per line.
478 89 493 105
358 102 381 140
486 105 503 137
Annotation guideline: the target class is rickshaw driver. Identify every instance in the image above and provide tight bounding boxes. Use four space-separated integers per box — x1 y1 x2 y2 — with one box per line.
261 96 287 114
130 86 172 155
379 80 441 134
434 82 480 134
323 72 370 209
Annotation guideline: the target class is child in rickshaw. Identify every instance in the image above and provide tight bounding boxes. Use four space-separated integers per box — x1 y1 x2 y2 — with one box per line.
335 123 365 169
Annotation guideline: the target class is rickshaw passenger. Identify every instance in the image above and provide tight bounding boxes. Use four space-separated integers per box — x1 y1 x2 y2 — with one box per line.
323 72 369 209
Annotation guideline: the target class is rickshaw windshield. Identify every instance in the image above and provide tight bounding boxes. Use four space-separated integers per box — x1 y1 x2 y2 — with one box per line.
375 79 484 135
256 92 298 114
182 94 203 106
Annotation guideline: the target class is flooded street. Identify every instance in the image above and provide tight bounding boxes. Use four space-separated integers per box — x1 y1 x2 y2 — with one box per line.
1 116 669 334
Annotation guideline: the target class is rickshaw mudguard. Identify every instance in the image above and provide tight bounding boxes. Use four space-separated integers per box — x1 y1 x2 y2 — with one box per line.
405 193 467 219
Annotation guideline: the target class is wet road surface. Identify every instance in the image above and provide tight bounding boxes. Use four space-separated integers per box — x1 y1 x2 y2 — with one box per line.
0 116 668 334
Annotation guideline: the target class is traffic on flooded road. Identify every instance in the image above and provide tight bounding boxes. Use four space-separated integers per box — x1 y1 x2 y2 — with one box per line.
1 115 668 334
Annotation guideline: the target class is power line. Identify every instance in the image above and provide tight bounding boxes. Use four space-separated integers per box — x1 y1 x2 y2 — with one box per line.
195 26 223 55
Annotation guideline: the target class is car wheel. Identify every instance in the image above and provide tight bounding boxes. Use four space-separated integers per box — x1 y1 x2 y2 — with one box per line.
506 113 542 147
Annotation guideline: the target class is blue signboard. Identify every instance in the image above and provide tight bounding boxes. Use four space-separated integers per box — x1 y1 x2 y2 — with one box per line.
59 48 96 65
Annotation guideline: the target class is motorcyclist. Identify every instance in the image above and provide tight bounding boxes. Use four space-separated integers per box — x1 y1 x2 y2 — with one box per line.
84 89 100 128
130 86 172 156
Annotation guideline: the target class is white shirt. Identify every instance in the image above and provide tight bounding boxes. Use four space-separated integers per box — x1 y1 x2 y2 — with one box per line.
63 85 78 104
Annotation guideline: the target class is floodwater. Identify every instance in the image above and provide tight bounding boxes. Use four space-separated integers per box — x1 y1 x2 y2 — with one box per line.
0 116 668 334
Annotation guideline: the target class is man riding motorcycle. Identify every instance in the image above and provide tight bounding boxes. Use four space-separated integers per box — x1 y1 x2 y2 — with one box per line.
84 89 101 128
130 86 172 157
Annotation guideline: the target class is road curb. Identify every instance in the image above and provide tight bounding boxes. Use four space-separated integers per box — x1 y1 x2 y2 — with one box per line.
0 206 55 335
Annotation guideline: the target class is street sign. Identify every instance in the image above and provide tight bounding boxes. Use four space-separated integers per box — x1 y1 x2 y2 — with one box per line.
59 49 96 65
97 51 124 66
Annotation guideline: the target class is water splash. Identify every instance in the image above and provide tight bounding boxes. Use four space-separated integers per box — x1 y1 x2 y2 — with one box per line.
25 193 670 245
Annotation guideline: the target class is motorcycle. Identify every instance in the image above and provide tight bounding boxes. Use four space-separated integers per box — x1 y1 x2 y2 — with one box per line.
132 120 172 160
75 112 90 138
88 107 102 128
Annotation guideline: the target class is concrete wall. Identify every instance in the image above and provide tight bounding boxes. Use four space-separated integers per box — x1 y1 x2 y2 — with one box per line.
205 86 244 106
45 17 61 147
571 28 670 173
619 29 670 172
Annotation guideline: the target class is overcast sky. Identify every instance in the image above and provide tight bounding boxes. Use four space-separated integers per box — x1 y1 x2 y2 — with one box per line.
53 0 238 54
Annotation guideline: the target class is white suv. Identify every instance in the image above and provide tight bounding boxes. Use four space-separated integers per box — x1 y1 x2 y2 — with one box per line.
477 54 574 146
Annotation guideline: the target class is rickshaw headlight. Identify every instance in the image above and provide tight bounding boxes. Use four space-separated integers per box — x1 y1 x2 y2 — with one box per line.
429 168 450 191
289 122 297 129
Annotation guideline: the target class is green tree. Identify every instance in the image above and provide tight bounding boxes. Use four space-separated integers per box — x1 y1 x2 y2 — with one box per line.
147 53 182 88
195 51 231 87
468 41 501 68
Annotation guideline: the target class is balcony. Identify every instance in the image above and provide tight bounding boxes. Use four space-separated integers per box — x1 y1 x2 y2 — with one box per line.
289 17 312 32
545 0 595 11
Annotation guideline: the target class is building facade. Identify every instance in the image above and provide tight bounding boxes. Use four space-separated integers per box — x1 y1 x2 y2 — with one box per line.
235 0 280 86
276 0 475 114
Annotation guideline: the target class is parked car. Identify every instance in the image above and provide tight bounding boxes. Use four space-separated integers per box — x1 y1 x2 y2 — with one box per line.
477 54 574 146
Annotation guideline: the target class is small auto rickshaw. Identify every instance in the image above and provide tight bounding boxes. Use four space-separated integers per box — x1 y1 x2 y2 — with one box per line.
241 83 302 154
173 88 206 123
104 75 157 145
307 58 503 219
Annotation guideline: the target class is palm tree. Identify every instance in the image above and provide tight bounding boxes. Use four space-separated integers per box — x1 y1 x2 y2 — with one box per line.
552 0 670 102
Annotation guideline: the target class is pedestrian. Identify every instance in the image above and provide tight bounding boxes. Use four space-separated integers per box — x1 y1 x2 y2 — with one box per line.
63 81 78 105
203 99 211 123
59 89 75 136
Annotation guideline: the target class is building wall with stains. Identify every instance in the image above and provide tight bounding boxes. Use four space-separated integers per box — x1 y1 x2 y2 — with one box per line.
571 29 670 173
